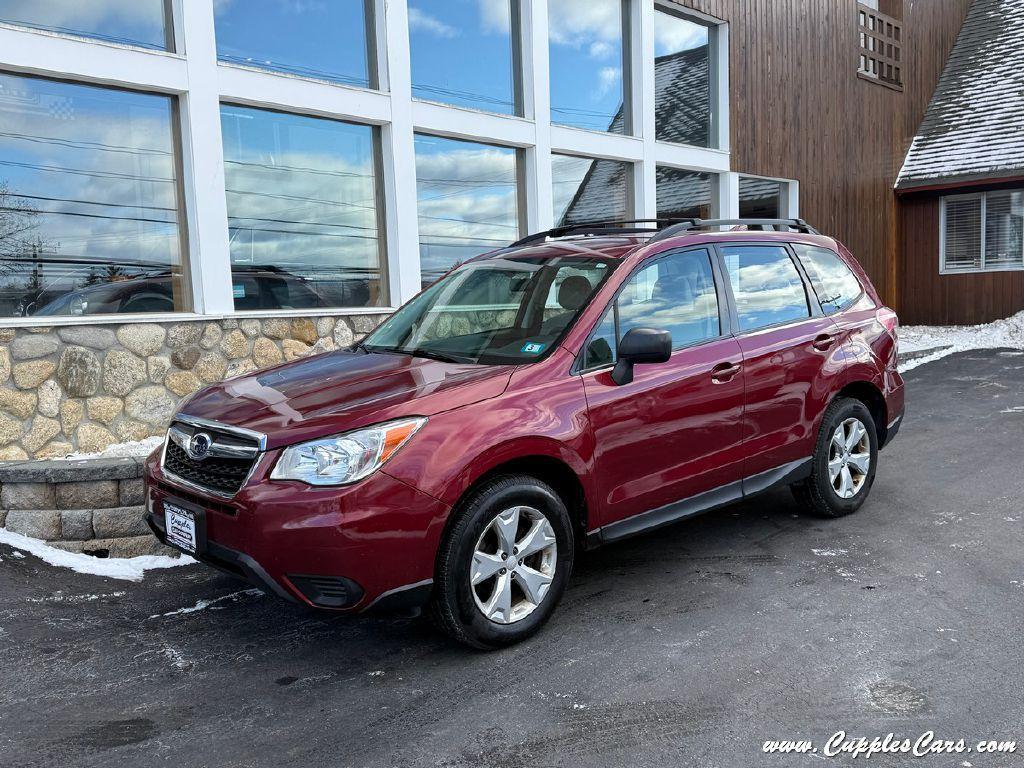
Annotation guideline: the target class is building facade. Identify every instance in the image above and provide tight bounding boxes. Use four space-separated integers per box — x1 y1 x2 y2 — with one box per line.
0 1 978 459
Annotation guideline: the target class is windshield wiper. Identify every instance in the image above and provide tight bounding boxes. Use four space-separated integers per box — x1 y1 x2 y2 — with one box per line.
360 344 470 364
405 349 472 364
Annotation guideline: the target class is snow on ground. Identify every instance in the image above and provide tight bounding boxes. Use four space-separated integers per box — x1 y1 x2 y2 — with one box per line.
60 436 164 461
0 528 194 582
149 588 263 619
899 311 1024 372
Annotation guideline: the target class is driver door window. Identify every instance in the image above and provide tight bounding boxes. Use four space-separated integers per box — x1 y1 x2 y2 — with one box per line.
585 249 720 368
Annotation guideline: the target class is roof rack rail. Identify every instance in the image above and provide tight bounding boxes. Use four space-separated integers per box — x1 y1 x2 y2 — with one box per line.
510 219 696 247
649 218 820 242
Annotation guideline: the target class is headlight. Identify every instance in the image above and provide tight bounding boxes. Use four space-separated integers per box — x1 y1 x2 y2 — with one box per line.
270 417 426 486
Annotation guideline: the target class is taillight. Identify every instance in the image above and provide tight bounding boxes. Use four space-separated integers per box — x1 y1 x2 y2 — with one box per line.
876 307 899 344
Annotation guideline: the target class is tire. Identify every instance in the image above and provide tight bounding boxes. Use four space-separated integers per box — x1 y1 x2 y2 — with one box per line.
791 397 878 518
429 474 575 650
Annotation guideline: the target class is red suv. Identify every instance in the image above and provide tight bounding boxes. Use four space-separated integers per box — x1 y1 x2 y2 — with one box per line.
145 218 904 649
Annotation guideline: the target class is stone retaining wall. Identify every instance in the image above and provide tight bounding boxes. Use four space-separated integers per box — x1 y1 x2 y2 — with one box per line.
0 312 388 460
0 456 161 556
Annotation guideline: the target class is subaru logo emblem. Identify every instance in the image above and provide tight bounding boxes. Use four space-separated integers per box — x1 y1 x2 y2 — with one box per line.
188 432 212 461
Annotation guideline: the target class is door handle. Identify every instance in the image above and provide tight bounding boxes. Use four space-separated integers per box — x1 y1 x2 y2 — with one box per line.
812 333 835 351
711 362 741 383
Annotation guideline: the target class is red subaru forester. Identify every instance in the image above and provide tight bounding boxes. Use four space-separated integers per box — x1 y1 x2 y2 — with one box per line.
145 218 904 649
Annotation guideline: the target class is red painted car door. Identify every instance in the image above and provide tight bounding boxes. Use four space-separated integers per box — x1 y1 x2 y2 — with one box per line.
718 243 840 484
580 248 746 528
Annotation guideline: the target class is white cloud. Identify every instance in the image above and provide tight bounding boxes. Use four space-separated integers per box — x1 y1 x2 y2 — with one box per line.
548 0 623 47
588 41 616 60
477 0 512 34
0 0 164 34
654 17 708 55
596 67 622 97
408 7 459 38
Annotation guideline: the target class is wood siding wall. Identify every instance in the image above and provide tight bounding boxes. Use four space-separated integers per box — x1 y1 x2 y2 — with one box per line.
900 188 1024 326
673 0 972 311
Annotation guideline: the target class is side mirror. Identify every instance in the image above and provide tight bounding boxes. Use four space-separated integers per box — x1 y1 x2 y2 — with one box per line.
611 327 672 385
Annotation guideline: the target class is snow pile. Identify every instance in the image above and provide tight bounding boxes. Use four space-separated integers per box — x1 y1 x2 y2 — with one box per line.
899 311 1024 372
0 528 194 582
60 436 164 461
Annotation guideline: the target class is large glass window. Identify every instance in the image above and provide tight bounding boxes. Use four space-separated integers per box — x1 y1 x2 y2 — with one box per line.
215 0 372 88
548 0 627 133
656 167 712 220
721 245 810 331
654 7 711 148
408 0 519 115
0 0 171 50
941 190 1024 272
552 154 632 227
739 177 782 218
220 106 385 311
364 255 614 365
414 134 520 287
585 249 720 368
0 74 185 318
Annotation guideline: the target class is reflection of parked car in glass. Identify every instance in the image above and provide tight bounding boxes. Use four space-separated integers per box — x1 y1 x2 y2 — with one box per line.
28 266 372 316
145 218 904 649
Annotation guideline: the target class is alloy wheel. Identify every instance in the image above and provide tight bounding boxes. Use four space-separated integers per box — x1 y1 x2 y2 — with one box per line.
470 505 557 624
828 417 871 499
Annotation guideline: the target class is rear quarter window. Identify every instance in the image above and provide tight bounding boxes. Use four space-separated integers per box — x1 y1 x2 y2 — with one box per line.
792 244 864 315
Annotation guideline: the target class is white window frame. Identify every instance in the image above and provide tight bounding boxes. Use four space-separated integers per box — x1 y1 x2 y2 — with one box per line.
0 0 733 328
736 173 801 218
940 190 1024 275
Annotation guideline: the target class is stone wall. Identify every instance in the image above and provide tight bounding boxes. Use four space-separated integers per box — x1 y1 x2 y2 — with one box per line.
0 313 388 460
0 457 160 557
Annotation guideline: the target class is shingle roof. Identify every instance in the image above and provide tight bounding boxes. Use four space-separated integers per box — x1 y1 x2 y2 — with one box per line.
561 46 711 225
896 0 1024 189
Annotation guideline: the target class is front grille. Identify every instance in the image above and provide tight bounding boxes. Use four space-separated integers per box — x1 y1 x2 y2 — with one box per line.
162 420 261 497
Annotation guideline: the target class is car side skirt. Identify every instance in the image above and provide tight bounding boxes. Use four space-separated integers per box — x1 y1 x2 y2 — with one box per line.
590 458 812 545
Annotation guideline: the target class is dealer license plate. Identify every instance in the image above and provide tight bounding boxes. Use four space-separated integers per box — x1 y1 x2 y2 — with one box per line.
164 503 197 554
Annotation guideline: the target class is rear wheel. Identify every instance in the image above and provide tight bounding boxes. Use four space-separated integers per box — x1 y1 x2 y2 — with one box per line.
429 475 574 649
792 397 878 518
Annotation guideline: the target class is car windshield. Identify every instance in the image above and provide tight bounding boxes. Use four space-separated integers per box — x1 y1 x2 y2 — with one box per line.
362 254 616 365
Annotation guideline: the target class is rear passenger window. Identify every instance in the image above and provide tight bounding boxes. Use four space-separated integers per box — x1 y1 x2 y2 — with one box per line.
721 245 810 332
792 244 864 314
583 249 720 368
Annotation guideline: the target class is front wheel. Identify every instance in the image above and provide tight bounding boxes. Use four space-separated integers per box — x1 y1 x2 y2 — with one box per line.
429 475 575 649
792 397 878 518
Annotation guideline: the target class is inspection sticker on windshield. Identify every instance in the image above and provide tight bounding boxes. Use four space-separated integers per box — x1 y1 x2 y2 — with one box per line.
521 342 546 354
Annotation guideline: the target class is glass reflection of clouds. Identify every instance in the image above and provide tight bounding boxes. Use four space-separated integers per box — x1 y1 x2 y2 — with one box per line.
408 0 517 114
0 73 183 317
220 106 385 311
414 134 519 287
617 252 719 348
548 0 626 133
654 9 711 147
722 246 810 331
214 0 371 87
0 0 169 50
793 244 863 314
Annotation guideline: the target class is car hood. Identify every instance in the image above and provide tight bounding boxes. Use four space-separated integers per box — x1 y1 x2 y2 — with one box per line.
179 349 514 449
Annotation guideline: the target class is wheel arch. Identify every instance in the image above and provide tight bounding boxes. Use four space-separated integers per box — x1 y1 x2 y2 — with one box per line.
836 380 888 445
445 445 594 547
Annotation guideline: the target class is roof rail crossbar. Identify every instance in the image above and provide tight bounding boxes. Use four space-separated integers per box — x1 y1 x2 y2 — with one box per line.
649 218 820 242
510 218 699 247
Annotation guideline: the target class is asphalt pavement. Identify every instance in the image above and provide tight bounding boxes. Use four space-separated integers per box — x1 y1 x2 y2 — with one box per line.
2 349 1024 768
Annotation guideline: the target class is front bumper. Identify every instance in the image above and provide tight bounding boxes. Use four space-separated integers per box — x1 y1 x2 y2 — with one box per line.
144 450 450 612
